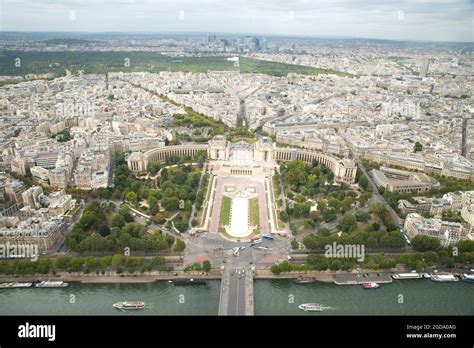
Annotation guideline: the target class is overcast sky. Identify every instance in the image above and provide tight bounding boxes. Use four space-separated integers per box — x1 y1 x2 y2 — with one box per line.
1 0 473 42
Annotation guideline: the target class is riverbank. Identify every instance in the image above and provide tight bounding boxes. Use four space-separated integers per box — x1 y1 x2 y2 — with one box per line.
254 270 395 284
254 269 335 283
2 267 471 285
0 269 396 284
0 270 223 284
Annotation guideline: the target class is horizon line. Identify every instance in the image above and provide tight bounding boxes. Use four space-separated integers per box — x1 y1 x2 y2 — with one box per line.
1 30 473 45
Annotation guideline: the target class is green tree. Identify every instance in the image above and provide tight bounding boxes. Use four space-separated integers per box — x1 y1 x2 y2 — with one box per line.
112 254 125 267
202 260 211 272
317 198 327 211
369 203 385 214
171 171 188 185
323 209 337 223
174 239 186 252
414 141 423 152
37 258 51 274
155 212 166 224
457 240 474 252
412 235 440 252
355 211 370 222
371 222 381 231
125 191 137 204
80 211 98 229
161 235 174 249
279 211 289 222
100 256 112 269
328 198 342 211
270 264 282 274
358 175 369 191
291 240 299 250
285 161 308 187
161 197 180 211
174 219 188 232
338 213 357 233
98 224 110 237
342 196 353 210
329 259 342 271
319 227 330 237
358 192 372 205
112 214 126 229
148 163 161 175
184 200 193 212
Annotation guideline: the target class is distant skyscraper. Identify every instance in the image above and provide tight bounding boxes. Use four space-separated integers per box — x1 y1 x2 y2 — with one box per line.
261 37 267 51
207 35 217 43
243 36 253 51
105 72 109 90
420 60 430 78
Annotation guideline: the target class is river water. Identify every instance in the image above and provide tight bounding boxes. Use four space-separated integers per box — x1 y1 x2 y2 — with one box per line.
254 279 474 315
0 279 472 315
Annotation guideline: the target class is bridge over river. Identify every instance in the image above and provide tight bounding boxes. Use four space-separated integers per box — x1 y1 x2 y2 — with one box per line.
218 266 254 315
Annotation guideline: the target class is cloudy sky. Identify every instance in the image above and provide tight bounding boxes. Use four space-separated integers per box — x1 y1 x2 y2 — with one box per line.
1 0 473 42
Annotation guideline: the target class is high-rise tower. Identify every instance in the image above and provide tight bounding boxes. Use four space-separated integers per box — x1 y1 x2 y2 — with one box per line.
420 60 430 78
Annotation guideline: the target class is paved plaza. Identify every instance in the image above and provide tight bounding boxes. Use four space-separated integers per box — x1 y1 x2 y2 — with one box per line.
229 194 250 237
209 176 269 236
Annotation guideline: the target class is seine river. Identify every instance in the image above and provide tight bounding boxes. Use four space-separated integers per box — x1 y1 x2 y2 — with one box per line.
0 280 472 315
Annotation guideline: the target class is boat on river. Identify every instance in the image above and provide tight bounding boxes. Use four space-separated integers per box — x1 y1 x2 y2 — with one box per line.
293 277 316 284
0 282 33 289
173 278 207 286
35 281 69 288
298 303 322 312
430 273 458 282
363 282 380 289
459 274 474 283
391 272 423 280
113 301 146 310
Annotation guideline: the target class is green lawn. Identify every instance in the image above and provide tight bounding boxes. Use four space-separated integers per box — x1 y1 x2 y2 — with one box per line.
0 51 355 78
196 173 211 226
249 197 260 227
219 196 232 227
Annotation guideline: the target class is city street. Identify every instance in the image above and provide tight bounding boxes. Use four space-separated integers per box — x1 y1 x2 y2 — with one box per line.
354 157 404 228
